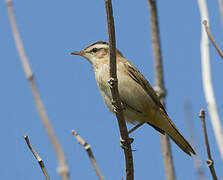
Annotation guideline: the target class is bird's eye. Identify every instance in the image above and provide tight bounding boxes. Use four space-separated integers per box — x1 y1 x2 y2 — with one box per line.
92 48 98 53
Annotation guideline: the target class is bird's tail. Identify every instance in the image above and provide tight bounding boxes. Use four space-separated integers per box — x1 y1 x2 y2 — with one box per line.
156 109 196 156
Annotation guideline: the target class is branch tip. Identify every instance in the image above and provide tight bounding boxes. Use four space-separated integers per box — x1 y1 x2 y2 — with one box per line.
71 129 104 180
23 135 50 180
199 109 205 118
71 129 77 136
199 109 218 180
203 20 223 59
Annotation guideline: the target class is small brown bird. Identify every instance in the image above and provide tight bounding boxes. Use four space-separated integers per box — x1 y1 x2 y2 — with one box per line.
71 41 195 156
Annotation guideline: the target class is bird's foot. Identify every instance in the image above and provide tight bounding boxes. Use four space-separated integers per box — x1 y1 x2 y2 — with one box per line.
120 137 134 150
108 78 118 88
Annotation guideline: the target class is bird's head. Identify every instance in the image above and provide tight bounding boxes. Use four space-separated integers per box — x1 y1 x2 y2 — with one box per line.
70 41 123 66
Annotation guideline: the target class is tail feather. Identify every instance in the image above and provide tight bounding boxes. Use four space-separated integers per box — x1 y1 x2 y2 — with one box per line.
154 109 196 156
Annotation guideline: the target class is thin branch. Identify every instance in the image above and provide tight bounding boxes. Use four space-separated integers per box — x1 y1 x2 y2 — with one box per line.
104 0 134 180
24 135 50 180
197 0 223 161
6 1 69 179
72 130 104 180
203 20 223 58
184 102 206 180
199 109 218 180
218 0 223 27
147 1 175 180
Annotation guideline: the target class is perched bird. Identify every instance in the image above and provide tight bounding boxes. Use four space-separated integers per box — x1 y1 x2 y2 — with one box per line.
71 41 195 156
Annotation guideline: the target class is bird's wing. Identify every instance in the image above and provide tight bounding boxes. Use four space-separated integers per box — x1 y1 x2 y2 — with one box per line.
122 60 167 115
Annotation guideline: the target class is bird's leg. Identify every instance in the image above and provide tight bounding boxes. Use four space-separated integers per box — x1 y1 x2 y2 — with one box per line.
128 122 145 134
119 122 145 150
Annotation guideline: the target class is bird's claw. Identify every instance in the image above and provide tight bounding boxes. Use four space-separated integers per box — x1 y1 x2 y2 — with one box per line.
120 137 134 150
108 78 118 88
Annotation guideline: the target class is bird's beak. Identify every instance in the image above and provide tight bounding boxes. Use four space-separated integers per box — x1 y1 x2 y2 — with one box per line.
70 51 83 56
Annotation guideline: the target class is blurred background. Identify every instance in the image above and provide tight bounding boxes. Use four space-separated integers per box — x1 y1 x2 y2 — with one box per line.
1 0 223 179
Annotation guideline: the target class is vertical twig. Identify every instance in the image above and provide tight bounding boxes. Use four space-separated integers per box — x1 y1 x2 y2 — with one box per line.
147 1 176 180
197 0 223 161
199 109 218 180
203 20 223 58
24 135 50 180
184 102 206 180
72 130 104 180
104 0 134 180
218 0 223 27
6 1 69 179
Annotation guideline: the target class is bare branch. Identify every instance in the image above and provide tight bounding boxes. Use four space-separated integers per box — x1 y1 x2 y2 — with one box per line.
24 135 50 180
199 109 218 180
147 1 175 180
6 1 69 179
203 20 223 59
197 0 223 161
184 102 206 180
218 0 223 27
104 0 134 179
71 130 104 180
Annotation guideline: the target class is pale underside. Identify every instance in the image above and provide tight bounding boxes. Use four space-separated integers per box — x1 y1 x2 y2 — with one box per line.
94 58 162 125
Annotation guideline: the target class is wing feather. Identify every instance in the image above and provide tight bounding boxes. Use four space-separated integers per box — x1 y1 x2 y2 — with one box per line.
123 61 167 115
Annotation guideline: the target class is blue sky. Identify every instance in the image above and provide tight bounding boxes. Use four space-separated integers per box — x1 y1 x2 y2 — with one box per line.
1 0 223 179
